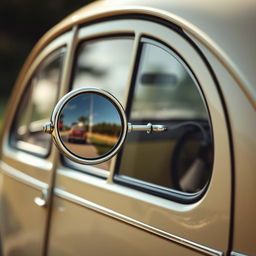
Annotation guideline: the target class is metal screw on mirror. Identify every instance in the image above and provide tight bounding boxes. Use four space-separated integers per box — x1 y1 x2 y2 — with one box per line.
128 123 167 134
43 122 54 134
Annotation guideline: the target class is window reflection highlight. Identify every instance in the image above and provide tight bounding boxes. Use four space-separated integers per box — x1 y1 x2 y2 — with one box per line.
73 38 134 104
11 49 64 156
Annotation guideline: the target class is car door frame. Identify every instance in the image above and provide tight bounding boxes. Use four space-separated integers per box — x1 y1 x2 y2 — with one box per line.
46 17 232 256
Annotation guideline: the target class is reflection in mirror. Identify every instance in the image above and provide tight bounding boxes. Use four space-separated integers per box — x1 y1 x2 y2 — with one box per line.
58 93 122 160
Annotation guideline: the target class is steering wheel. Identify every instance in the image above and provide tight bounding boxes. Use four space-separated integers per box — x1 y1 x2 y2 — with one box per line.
170 122 213 193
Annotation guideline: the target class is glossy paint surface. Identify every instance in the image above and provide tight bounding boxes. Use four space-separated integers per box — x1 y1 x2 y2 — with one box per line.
0 0 255 255
0 173 46 255
48 196 207 256
196 41 256 255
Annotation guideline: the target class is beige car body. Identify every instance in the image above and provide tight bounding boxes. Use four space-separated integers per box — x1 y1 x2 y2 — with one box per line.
0 0 255 256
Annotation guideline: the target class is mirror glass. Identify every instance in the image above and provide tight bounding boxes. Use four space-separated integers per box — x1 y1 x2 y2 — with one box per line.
57 93 122 159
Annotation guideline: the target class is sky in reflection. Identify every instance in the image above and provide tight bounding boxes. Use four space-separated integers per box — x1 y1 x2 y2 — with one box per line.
61 93 121 127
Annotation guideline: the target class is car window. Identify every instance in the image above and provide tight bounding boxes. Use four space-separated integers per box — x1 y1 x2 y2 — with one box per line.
10 48 65 156
115 39 213 198
65 37 134 172
72 37 134 105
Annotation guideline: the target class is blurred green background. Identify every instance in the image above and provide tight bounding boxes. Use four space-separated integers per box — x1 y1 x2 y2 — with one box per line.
0 0 93 128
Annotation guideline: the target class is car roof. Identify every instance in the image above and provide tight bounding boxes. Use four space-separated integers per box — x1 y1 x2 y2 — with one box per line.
26 0 256 107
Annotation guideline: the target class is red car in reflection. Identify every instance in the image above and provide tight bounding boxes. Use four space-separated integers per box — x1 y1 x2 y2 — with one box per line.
68 124 87 143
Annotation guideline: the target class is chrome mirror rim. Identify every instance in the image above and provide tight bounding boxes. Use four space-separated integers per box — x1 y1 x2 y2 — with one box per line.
49 88 128 165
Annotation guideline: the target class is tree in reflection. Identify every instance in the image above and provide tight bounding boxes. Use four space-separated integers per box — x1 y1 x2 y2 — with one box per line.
93 122 121 137
78 115 88 124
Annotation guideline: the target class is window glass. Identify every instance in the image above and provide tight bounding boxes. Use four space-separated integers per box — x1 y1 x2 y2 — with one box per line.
117 41 213 195
67 37 134 171
72 38 134 105
11 48 65 156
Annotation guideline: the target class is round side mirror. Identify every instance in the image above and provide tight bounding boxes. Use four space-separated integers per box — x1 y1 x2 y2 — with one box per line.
44 88 167 165
44 88 127 165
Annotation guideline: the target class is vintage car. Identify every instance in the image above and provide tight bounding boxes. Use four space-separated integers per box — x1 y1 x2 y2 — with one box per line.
0 0 255 255
67 124 88 144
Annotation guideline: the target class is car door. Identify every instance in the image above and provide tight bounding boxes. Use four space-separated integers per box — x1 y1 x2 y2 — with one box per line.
0 32 71 256
47 18 232 256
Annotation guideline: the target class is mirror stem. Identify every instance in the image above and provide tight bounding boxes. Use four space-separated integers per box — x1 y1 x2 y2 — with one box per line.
128 123 167 134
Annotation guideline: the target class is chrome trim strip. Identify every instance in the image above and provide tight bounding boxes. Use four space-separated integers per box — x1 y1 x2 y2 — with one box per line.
16 140 48 156
230 252 248 256
54 188 223 256
59 26 78 97
0 161 48 191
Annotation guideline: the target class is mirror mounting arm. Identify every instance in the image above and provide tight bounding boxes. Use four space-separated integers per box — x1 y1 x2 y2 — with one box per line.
43 122 54 134
128 123 167 134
